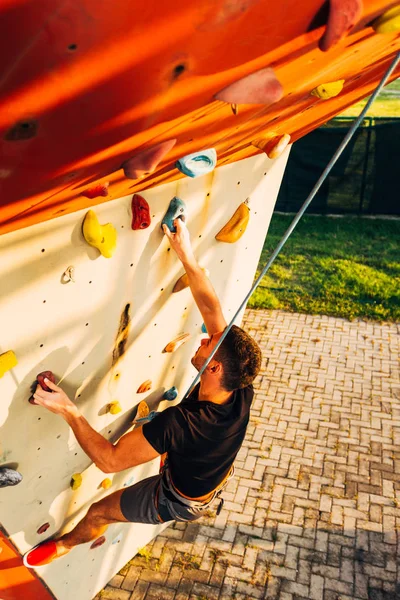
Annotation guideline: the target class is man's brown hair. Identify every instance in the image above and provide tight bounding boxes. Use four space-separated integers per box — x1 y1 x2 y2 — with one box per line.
214 325 262 391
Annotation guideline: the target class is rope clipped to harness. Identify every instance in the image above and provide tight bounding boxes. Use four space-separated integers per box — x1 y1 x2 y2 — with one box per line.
183 51 400 400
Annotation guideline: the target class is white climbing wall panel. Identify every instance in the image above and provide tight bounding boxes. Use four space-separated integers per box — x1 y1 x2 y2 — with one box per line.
0 149 289 600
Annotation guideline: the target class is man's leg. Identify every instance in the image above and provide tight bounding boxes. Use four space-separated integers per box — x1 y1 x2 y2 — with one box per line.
56 489 129 556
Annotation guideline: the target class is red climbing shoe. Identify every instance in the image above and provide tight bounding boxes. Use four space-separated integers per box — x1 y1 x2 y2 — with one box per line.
23 540 58 568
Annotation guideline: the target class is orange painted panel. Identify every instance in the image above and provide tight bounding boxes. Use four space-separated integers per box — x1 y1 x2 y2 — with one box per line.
0 529 55 600
0 0 399 235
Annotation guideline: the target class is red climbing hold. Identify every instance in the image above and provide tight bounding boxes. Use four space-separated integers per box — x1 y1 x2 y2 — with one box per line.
37 523 50 535
215 67 283 106
90 536 106 549
319 0 363 51
81 183 109 199
29 371 56 405
122 139 177 179
131 194 151 230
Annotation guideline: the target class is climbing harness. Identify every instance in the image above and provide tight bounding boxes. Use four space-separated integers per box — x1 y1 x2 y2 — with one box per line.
184 50 400 399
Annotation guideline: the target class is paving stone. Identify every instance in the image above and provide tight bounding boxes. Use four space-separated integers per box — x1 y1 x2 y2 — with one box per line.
97 309 399 600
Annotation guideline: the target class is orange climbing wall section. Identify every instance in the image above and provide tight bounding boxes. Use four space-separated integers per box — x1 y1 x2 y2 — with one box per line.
0 529 55 600
0 0 399 236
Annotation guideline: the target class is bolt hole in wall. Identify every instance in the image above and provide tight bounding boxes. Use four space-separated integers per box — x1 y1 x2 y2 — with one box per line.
173 63 186 78
68 43 78 51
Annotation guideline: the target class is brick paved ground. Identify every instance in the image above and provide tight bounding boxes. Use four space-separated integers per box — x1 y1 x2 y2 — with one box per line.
97 309 400 600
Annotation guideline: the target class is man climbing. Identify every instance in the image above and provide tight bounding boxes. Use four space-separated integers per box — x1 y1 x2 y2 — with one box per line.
24 219 261 568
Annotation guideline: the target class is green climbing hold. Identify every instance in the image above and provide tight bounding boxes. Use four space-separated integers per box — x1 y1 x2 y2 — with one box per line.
161 197 186 233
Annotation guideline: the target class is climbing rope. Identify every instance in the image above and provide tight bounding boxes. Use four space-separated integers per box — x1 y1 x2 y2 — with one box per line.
184 50 400 398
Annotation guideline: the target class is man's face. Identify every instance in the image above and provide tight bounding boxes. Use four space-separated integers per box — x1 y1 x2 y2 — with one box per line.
191 332 223 371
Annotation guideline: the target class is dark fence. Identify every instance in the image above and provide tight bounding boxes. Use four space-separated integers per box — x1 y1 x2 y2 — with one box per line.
276 117 400 216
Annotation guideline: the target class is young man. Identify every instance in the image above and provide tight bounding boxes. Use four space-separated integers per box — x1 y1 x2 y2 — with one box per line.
24 219 261 568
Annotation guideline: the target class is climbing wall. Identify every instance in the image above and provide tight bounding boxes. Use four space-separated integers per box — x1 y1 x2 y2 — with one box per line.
0 149 290 600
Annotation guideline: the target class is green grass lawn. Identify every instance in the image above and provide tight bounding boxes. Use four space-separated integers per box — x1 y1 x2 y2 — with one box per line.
340 78 400 118
248 214 400 322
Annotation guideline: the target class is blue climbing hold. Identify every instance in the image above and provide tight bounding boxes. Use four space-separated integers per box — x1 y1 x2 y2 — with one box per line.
176 148 217 178
161 197 186 233
163 386 178 401
201 323 207 334
135 410 159 424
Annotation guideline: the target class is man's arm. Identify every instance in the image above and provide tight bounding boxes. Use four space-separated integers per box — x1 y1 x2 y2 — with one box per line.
33 379 159 473
163 219 227 335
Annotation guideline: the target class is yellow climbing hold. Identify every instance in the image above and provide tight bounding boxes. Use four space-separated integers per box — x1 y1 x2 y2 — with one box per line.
373 6 400 33
173 268 209 293
137 400 150 419
311 80 345 100
0 350 17 378
101 478 112 490
70 473 82 490
215 203 250 243
108 400 122 415
82 210 117 258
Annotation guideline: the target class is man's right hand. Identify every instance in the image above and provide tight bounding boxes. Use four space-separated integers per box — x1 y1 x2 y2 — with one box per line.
162 219 196 266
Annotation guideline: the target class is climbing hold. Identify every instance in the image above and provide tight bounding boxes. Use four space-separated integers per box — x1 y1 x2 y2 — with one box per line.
90 536 106 549
215 67 283 106
201 323 207 334
101 478 112 490
37 523 50 535
135 411 159 424
319 0 363 51
373 6 400 33
70 473 82 490
108 401 122 415
231 104 238 115
124 475 135 487
161 197 187 233
0 467 23 488
137 380 152 394
136 400 150 419
176 149 217 178
29 371 56 405
81 182 109 199
252 134 291 159
0 350 17 378
122 139 176 179
163 386 178 401
62 266 75 283
173 268 209 293
311 80 345 99
82 210 117 258
163 333 191 353
215 202 250 243
131 194 151 230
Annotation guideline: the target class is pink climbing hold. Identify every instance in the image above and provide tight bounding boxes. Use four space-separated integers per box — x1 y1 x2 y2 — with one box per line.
37 523 50 535
122 139 177 180
81 183 109 199
90 536 106 549
319 0 363 51
215 67 283 106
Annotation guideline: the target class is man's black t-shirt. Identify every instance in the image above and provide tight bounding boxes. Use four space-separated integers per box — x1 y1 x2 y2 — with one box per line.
142 383 254 497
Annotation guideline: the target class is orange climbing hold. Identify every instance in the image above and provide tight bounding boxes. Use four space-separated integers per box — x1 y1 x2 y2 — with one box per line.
136 400 150 420
215 67 283 106
101 478 112 490
122 139 176 179
81 182 109 199
163 333 191 353
131 194 151 230
173 268 209 293
137 380 152 393
252 133 291 159
319 0 363 51
215 202 250 243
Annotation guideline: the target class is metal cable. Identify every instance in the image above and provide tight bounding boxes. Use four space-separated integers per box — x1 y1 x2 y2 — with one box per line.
183 51 400 399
